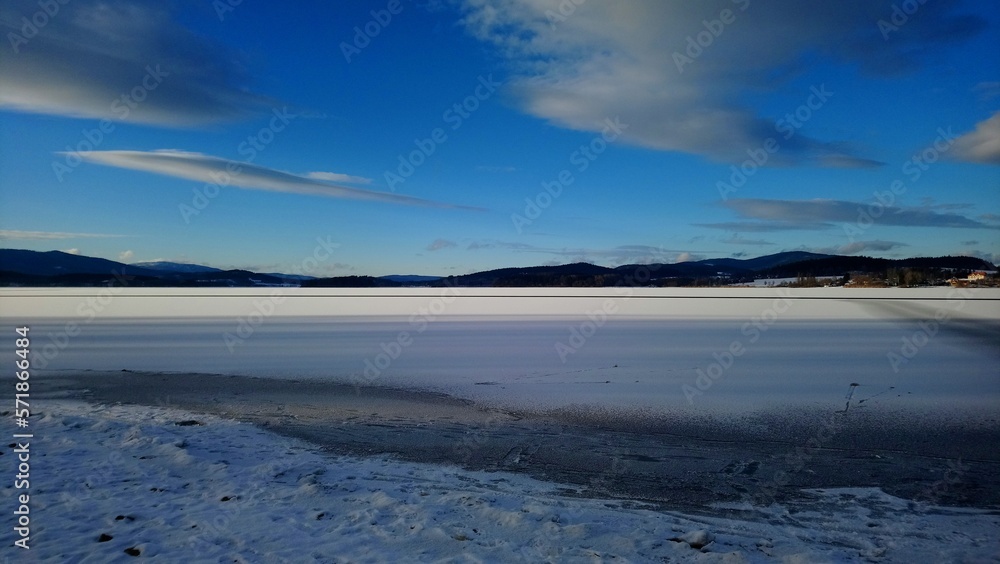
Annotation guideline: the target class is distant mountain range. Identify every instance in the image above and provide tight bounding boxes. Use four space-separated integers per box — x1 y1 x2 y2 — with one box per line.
0 250 306 287
131 261 224 274
0 249 993 287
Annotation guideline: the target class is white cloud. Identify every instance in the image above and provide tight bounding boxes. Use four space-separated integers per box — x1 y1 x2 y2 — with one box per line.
951 112 1000 165
70 150 484 210
0 0 272 126
306 172 373 184
458 0 985 165
118 250 134 262
0 229 124 239
673 252 704 264
62 248 80 255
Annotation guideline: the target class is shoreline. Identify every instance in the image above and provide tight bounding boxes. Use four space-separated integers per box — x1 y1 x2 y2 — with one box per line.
36 370 1000 511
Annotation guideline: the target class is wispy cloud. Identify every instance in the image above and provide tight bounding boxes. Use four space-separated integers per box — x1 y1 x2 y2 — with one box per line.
965 249 1000 266
813 240 908 255
476 165 518 173
702 198 998 232
0 0 273 126
458 0 983 165
427 239 457 251
0 229 125 240
696 221 834 233
71 150 485 210
973 81 1000 101
816 154 885 169
465 241 696 266
305 172 373 184
951 112 1000 165
466 240 537 252
721 235 775 246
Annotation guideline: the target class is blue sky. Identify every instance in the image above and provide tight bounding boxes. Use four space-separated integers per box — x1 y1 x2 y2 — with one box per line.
1 0 998 277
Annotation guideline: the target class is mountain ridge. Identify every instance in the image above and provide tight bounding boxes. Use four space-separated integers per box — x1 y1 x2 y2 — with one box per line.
1 248 993 287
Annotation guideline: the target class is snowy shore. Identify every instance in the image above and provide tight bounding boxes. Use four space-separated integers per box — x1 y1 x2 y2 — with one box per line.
5 399 999 562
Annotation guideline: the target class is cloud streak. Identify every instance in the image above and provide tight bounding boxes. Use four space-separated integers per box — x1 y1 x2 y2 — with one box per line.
0 0 273 126
722 235 775 246
71 150 485 210
458 0 984 166
465 241 698 266
696 221 835 233
0 229 126 240
813 240 909 255
703 198 999 232
306 172 373 184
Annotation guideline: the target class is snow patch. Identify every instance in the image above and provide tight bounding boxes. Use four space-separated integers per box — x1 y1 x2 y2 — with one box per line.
5 400 999 561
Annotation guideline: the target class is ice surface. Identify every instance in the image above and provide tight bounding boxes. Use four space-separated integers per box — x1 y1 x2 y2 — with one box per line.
10 315 999 415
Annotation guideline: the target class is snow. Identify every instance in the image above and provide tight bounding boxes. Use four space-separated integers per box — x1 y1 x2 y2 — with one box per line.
6 400 999 562
2 286 998 320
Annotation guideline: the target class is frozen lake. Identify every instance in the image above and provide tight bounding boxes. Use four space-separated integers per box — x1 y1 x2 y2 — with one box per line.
3 287 998 415
4 288 1000 562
